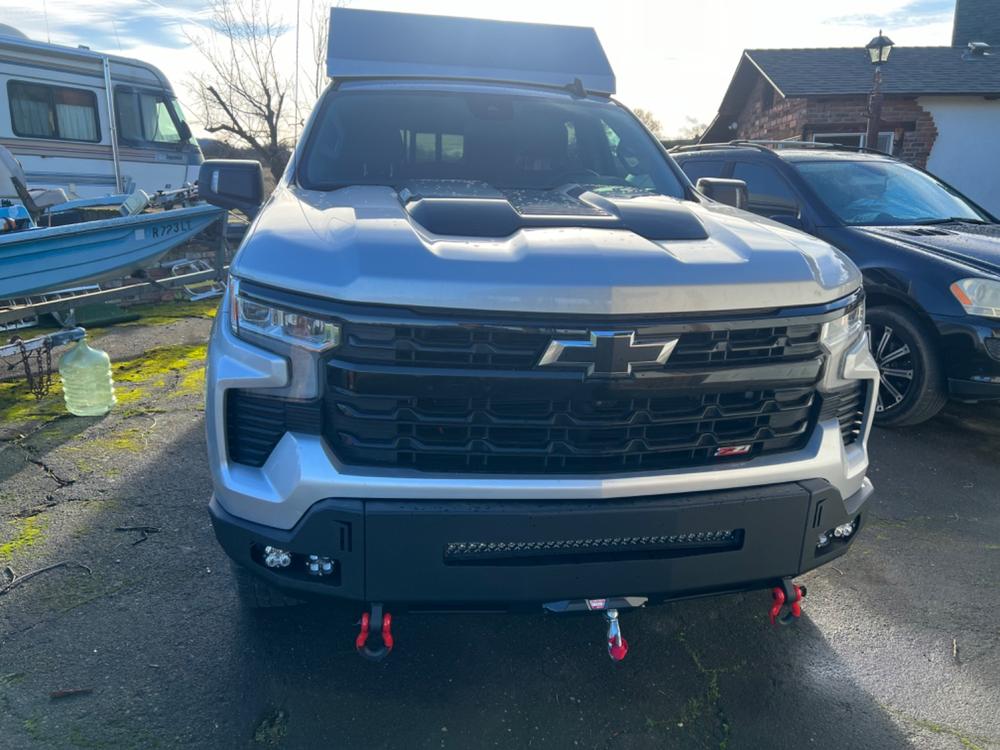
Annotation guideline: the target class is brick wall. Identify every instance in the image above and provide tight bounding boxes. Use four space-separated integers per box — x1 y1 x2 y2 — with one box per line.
732 76 939 168
734 78 808 141
803 96 938 167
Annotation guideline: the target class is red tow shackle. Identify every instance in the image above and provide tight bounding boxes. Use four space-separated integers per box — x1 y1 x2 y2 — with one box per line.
356 604 394 661
769 581 807 626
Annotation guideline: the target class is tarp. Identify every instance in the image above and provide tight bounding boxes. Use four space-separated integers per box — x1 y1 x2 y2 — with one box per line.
327 8 616 95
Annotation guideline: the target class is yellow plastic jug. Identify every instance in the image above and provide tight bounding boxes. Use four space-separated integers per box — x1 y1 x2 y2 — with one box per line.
59 338 116 416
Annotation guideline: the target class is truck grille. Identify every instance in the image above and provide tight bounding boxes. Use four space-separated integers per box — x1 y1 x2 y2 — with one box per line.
339 320 822 370
324 380 817 473
222 296 859 473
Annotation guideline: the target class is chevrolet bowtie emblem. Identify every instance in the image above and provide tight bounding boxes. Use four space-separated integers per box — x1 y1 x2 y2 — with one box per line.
537 331 678 377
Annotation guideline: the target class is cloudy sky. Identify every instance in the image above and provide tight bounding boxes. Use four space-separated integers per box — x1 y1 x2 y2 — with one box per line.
5 0 957 137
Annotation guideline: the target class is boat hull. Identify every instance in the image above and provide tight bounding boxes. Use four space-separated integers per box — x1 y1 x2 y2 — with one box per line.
0 204 224 298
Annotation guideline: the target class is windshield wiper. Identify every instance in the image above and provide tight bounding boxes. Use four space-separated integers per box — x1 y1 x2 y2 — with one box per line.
912 217 990 226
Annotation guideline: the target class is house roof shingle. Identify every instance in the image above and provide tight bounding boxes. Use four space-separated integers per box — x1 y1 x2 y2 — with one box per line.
703 43 1000 143
745 46 1000 98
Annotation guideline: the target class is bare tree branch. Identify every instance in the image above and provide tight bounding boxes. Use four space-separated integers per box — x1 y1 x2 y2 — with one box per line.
186 0 293 180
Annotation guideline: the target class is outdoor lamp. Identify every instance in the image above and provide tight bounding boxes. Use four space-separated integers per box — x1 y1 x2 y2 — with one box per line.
866 31 895 65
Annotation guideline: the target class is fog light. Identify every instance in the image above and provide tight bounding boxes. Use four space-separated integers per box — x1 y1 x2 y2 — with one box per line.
263 546 291 568
306 555 335 576
833 521 855 538
816 532 830 548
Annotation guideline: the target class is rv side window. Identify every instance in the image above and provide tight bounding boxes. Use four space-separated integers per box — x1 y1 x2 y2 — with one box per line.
115 89 183 146
8 81 100 142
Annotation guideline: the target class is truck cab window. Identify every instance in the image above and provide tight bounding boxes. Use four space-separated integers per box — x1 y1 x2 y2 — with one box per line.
732 162 799 217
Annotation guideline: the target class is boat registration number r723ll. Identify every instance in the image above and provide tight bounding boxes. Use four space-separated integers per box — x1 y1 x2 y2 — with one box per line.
138 220 193 240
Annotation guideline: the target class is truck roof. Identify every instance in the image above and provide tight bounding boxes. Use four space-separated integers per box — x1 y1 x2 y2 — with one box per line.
326 8 616 95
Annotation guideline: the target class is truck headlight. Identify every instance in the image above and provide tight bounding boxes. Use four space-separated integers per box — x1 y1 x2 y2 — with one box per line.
229 278 341 351
821 297 865 349
950 278 1000 319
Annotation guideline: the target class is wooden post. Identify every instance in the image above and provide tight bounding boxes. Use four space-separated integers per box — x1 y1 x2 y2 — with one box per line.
866 66 884 151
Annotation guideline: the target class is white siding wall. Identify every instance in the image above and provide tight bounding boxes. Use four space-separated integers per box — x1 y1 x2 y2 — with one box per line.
921 96 1000 217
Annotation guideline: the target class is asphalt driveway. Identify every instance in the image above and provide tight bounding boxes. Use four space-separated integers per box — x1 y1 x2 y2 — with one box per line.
1 307 998 749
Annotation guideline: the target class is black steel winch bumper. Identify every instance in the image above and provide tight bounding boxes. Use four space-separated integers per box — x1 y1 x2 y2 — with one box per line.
210 478 870 609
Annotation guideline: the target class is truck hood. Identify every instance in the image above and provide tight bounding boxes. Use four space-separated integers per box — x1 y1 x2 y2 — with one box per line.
851 223 1000 277
231 185 860 315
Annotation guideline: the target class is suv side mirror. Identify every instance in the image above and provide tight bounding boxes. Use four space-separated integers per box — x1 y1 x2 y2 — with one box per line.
198 159 264 216
696 177 748 210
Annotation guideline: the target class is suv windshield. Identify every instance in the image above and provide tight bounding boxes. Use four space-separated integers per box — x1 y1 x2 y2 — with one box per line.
793 159 988 226
298 89 686 197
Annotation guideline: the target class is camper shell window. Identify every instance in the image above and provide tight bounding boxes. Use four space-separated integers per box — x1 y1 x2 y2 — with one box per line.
114 87 187 147
8 81 100 143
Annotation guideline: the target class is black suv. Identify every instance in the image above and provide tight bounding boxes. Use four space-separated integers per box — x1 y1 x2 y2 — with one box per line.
674 142 1000 426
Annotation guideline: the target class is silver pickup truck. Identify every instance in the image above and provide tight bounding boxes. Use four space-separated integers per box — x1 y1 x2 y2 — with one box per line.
199 9 878 662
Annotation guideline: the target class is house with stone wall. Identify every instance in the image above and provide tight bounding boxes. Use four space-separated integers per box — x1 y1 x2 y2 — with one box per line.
700 0 1000 215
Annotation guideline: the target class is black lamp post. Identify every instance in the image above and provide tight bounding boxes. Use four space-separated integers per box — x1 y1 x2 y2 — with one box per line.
865 31 895 151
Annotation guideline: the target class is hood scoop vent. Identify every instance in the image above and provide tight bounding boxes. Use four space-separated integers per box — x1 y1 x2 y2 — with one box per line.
399 180 708 241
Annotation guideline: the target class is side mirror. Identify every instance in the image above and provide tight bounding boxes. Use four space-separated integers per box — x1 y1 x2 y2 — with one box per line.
770 214 804 230
198 159 263 216
178 121 193 142
696 177 748 210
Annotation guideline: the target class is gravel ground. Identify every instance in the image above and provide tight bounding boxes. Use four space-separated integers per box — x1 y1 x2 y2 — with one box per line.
0 307 998 750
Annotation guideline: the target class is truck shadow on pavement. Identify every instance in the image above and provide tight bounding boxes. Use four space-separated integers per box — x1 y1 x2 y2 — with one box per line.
234 581 911 748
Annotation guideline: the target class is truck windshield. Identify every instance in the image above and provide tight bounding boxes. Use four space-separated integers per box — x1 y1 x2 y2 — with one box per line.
794 159 988 226
298 89 686 197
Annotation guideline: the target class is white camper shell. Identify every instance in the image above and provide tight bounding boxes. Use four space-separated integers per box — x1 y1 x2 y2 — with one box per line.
0 27 203 201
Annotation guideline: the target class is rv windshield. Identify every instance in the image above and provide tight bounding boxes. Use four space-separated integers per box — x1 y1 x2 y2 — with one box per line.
298 89 685 197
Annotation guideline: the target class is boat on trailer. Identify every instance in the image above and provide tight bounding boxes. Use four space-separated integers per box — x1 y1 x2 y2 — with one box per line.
0 202 223 298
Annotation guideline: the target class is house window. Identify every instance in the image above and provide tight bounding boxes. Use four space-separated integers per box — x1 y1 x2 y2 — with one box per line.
114 88 184 145
8 81 100 142
813 131 894 154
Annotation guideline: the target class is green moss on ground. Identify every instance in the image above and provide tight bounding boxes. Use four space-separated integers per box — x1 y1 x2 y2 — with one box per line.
0 515 47 563
2 298 212 423
111 343 207 404
119 298 218 327
0 379 65 424
114 343 207 387
67 427 146 455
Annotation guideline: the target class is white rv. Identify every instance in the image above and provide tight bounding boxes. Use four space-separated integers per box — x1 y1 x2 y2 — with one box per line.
0 25 203 200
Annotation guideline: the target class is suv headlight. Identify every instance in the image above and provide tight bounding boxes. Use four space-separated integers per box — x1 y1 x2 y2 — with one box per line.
821 296 865 349
950 278 1000 319
228 278 341 352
